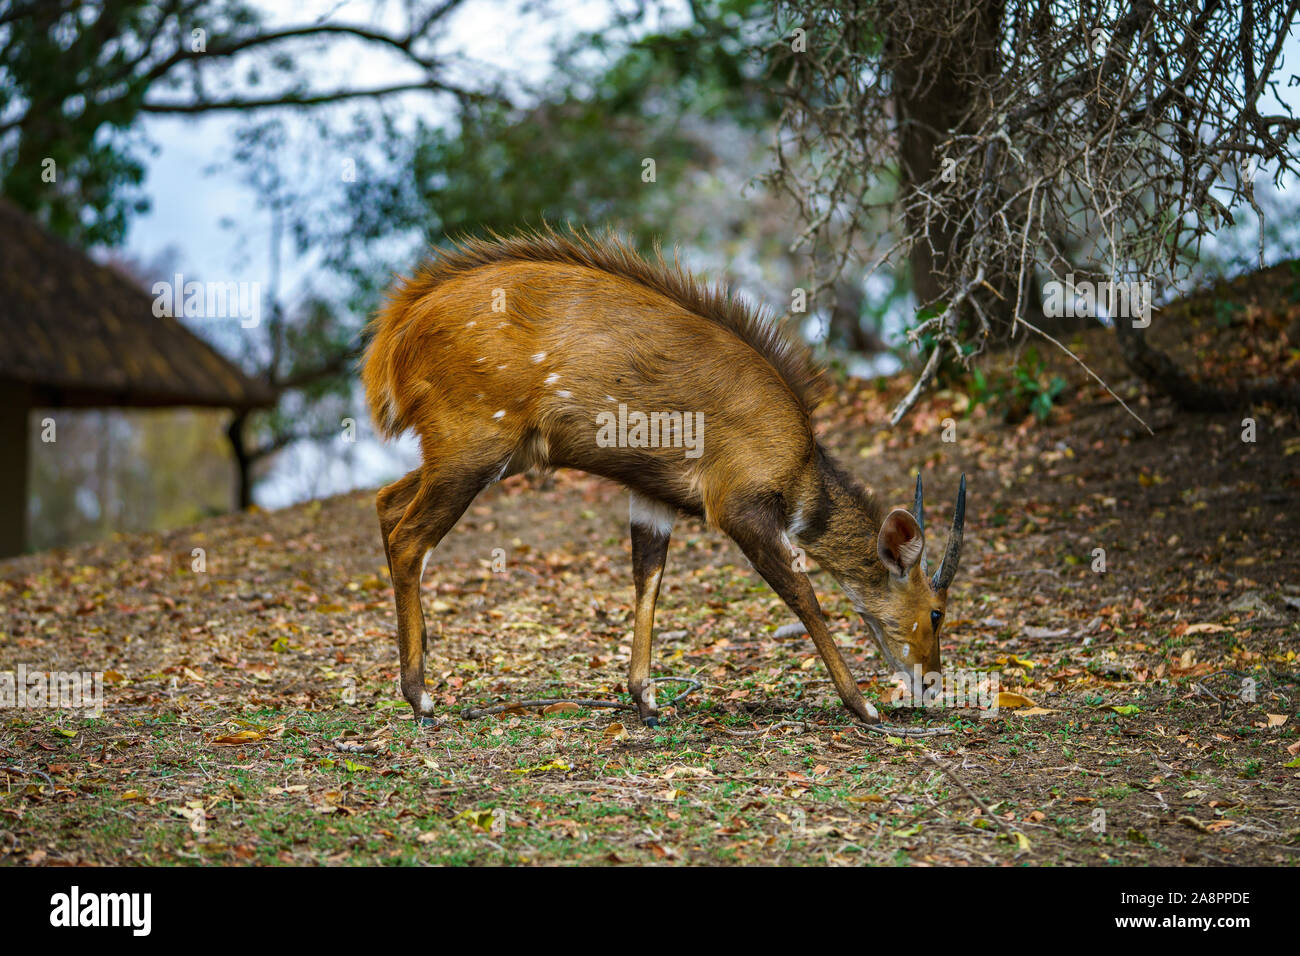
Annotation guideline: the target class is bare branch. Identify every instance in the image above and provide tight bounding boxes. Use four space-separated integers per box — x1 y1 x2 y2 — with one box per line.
769 0 1300 418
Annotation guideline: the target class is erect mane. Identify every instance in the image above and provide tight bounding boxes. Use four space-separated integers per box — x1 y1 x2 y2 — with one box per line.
409 225 827 414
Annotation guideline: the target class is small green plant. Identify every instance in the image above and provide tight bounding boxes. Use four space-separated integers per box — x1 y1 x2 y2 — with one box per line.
968 347 1067 423
1212 298 1242 328
1012 349 1067 420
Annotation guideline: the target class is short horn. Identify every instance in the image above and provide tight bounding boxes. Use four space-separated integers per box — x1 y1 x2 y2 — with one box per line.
931 473 966 591
913 472 927 575
912 473 925 534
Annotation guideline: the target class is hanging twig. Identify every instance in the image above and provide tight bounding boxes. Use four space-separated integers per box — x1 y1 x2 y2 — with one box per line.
888 344 945 426
1016 315 1154 435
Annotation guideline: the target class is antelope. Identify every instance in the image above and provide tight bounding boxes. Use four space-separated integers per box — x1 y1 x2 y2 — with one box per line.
362 228 967 727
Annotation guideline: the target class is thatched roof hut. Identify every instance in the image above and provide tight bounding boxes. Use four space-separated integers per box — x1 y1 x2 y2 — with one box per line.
0 198 273 556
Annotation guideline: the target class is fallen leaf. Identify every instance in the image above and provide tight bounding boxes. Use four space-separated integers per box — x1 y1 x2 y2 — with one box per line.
996 691 1037 709
509 759 570 774
455 809 496 830
212 729 266 745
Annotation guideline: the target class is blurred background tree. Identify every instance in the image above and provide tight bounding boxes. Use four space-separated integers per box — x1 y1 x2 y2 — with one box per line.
767 1 1300 422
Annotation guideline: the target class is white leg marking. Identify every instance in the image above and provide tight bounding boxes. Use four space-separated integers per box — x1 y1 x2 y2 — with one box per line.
787 500 807 541
641 678 657 711
629 492 676 536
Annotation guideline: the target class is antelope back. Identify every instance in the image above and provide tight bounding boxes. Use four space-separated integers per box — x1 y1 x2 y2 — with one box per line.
361 230 827 522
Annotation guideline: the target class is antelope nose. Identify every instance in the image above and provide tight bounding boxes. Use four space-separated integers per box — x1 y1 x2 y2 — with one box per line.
917 666 938 705
908 668 928 705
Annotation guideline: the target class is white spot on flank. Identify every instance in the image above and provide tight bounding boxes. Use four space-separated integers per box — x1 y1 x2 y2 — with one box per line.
531 352 547 363
606 395 616 402
497 364 507 370
556 389 572 398
492 410 505 420
466 320 476 327
475 357 486 363
911 621 918 633
629 492 676 536
544 373 560 385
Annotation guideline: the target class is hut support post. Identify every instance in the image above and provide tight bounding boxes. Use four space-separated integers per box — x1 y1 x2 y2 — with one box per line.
0 385 30 557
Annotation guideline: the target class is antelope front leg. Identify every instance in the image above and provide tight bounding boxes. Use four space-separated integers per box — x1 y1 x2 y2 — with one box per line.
723 509 880 725
628 493 674 727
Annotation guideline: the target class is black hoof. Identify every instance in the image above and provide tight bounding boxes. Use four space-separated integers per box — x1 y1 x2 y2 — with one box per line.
418 715 443 729
643 715 659 729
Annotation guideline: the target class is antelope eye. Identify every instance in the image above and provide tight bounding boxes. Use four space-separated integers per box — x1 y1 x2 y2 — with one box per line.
930 610 943 631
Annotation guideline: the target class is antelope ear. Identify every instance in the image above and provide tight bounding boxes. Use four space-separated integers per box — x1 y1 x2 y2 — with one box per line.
877 508 924 578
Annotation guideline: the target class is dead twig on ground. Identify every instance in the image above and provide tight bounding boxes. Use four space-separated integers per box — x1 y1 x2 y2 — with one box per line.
462 676 703 720
1194 681 1226 718
1 766 55 789
923 751 1005 833
463 698 634 719
857 722 956 738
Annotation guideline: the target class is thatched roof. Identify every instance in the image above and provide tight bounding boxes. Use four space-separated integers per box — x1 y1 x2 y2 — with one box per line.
0 198 273 409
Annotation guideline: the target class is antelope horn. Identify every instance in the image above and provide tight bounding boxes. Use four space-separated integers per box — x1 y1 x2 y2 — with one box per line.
913 472 927 574
912 472 924 533
931 473 966 591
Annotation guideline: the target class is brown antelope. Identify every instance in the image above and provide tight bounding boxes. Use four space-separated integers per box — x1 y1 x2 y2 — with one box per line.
362 228 966 727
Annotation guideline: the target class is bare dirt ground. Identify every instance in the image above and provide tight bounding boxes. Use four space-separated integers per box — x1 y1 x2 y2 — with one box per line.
2 265 1299 866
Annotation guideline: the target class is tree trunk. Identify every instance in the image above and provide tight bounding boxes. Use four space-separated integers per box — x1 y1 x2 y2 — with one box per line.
827 276 888 353
891 0 1007 329
1114 318 1300 413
